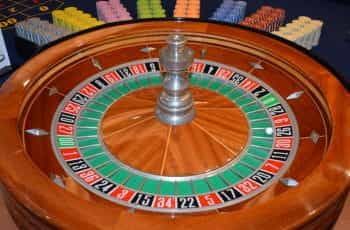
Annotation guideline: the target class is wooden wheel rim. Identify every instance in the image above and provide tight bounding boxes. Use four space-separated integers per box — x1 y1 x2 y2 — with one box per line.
0 20 348 229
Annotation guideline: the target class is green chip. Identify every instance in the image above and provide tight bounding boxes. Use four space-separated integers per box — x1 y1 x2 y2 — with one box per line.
153 14 165 18
139 15 152 19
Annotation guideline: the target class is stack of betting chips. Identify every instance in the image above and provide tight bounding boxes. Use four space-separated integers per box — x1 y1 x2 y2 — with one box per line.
210 0 246 23
52 7 104 32
15 18 70 46
137 0 166 19
240 6 285 32
173 0 200 18
96 0 132 22
272 16 323 50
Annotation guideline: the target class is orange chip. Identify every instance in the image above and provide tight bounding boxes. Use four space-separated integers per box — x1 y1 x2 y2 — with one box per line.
260 6 273 12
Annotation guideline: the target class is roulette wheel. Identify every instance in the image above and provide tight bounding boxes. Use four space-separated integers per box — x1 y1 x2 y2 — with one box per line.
0 19 349 229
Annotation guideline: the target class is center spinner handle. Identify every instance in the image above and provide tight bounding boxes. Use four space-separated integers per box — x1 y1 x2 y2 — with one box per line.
155 34 195 125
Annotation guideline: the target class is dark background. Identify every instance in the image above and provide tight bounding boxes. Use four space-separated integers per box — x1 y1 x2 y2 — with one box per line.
1 0 350 88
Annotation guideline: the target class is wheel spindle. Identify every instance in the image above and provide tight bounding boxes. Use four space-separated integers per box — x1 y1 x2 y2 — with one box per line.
156 34 195 125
